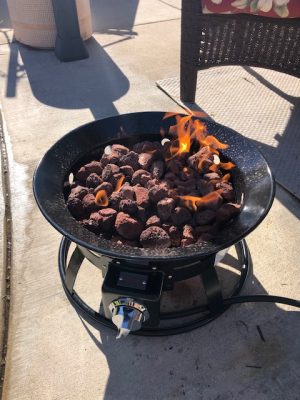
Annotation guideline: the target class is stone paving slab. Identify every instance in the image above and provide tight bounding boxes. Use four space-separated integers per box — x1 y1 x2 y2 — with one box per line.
0 3 299 400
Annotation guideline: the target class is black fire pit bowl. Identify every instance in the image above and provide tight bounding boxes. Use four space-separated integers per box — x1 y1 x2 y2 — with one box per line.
33 112 275 262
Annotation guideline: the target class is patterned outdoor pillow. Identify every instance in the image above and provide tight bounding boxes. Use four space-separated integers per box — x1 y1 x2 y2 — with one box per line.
201 0 300 18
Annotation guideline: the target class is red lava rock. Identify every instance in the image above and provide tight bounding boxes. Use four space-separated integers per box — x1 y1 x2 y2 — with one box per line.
86 173 102 188
82 193 98 213
146 178 160 189
166 159 182 175
171 207 192 226
164 172 177 181
67 197 85 219
111 144 129 156
157 197 175 221
216 203 241 222
195 225 213 234
119 185 135 201
115 212 144 240
132 169 151 186
133 141 158 154
99 208 117 231
76 161 102 181
120 151 139 170
146 215 161 227
140 226 171 249
148 185 168 203
136 206 147 222
120 165 134 179
182 224 195 243
102 164 120 181
194 210 216 226
109 172 124 188
161 223 172 233
109 192 123 210
181 238 195 246
216 182 235 201
151 160 165 179
100 153 120 168
81 219 101 234
140 173 152 187
196 179 214 196
204 172 221 181
119 199 138 215
188 147 213 172
138 153 154 170
69 185 88 200
168 225 181 247
94 182 113 196
134 186 149 208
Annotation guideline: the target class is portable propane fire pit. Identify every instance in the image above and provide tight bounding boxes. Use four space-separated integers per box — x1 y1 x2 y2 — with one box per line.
33 112 299 339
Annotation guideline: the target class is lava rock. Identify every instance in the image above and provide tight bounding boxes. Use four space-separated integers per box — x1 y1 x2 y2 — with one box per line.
136 206 147 222
111 144 129 156
119 185 135 201
168 225 181 247
109 192 123 211
119 199 138 215
76 161 102 181
196 179 214 196
67 197 85 219
102 164 120 182
86 173 102 188
182 224 195 243
216 182 235 202
132 169 151 186
99 208 117 231
194 210 216 226
115 212 144 240
148 185 168 203
146 178 160 189
94 182 113 196
100 153 120 168
82 193 98 213
157 197 175 221
188 147 213 172
204 172 221 181
120 165 134 179
138 153 154 170
69 185 88 200
134 186 150 208
171 207 192 226
133 141 158 154
119 151 139 170
151 160 165 179
216 203 241 222
166 159 182 175
140 226 171 249
81 219 101 234
146 215 161 227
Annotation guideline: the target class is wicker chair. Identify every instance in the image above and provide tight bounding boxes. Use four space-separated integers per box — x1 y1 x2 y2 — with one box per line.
180 0 300 102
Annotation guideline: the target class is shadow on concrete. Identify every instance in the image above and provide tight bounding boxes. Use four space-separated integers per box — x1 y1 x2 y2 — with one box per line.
0 0 10 29
6 37 130 119
76 249 299 399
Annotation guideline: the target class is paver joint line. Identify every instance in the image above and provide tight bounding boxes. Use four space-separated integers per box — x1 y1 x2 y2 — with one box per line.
0 111 12 399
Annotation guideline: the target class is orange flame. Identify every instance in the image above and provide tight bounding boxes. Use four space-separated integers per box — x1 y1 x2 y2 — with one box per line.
222 173 231 182
179 191 221 211
168 115 192 158
95 190 109 207
219 162 235 170
115 174 125 192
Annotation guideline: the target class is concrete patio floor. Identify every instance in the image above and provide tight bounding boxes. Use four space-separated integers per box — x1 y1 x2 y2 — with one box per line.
0 1 299 399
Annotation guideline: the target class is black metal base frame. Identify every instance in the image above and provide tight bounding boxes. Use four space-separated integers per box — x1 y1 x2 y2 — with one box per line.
58 238 250 336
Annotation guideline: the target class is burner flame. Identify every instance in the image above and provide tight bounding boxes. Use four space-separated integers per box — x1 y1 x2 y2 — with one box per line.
95 190 109 207
179 191 221 212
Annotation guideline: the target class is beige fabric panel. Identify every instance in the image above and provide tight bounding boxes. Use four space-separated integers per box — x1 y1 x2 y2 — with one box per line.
7 0 93 49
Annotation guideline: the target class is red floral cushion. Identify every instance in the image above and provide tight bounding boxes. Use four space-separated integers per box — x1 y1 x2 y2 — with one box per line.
202 0 300 18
